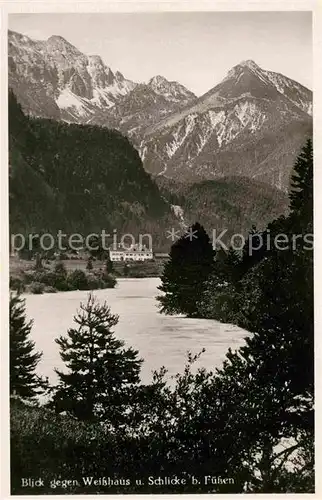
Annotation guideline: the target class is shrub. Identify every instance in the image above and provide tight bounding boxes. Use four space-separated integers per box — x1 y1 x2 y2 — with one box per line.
86 275 103 290
36 271 70 291
22 270 38 284
29 282 45 295
10 399 115 495
67 270 89 290
101 274 117 288
54 261 67 277
32 271 47 282
36 271 55 286
43 286 57 293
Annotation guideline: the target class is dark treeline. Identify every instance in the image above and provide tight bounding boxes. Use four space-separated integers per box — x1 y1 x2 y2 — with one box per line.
10 140 313 494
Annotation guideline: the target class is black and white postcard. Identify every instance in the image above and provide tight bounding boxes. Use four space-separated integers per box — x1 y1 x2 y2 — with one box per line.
1 1 318 496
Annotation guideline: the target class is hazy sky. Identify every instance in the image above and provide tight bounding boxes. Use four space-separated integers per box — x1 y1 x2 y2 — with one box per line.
9 12 312 95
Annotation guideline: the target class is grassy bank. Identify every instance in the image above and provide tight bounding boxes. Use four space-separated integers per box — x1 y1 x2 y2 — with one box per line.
9 257 168 294
9 258 116 294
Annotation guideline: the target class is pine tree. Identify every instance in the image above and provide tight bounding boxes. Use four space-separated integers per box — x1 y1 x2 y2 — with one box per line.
10 293 43 399
289 138 313 226
196 246 242 321
52 293 143 423
158 222 214 317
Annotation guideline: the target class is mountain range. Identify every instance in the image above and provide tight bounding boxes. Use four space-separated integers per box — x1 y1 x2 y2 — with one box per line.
9 90 289 251
8 29 312 249
8 30 312 191
8 30 195 123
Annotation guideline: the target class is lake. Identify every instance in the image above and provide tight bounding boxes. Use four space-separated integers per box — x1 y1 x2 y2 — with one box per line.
24 277 249 386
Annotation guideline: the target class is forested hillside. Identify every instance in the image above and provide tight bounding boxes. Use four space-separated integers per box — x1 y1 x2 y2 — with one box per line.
157 176 289 244
9 91 177 250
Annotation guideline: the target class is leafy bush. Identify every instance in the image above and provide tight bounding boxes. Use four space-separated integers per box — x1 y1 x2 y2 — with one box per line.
43 286 57 293
92 270 117 289
86 275 104 290
10 399 115 495
21 270 38 284
36 271 70 291
53 261 67 277
29 281 45 294
67 270 89 290
101 274 117 288
32 271 47 282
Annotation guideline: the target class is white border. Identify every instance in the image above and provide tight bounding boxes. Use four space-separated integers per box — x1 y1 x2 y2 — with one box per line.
1 1 320 500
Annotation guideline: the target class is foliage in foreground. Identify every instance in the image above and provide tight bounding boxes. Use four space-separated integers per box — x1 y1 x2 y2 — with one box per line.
10 350 314 494
51 294 143 424
10 293 46 399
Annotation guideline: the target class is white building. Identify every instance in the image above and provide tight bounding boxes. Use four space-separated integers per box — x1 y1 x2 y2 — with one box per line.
109 244 153 262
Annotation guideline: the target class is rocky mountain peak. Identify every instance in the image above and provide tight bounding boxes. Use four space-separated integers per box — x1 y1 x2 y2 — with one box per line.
149 75 168 85
115 70 125 81
8 29 34 45
46 35 79 53
88 54 104 65
148 74 196 104
8 29 138 120
141 59 312 189
225 59 263 81
239 59 260 70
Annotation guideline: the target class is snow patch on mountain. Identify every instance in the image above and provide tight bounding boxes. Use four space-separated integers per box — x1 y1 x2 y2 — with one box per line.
105 79 137 97
264 70 312 115
208 110 226 128
166 114 197 158
56 89 89 116
91 88 115 107
235 101 265 131
196 124 213 155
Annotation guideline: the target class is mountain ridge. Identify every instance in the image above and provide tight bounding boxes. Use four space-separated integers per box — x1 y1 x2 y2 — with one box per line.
8 30 312 191
8 29 196 124
140 59 312 189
